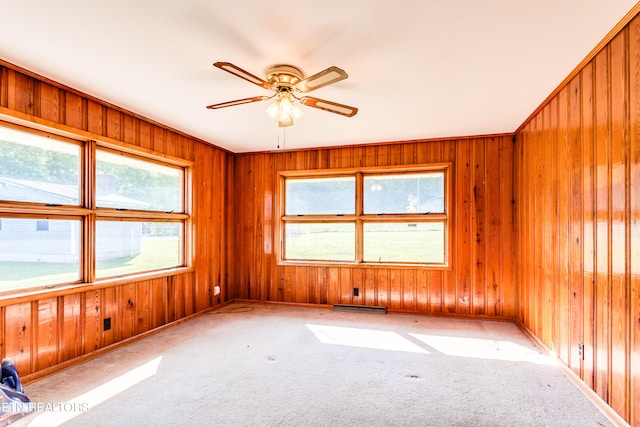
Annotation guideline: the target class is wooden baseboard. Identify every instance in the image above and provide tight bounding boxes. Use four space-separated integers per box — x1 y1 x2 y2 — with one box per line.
516 321 630 427
231 299 516 322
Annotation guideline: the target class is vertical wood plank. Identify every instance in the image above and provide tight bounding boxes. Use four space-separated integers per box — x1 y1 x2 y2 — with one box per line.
64 92 84 130
38 83 61 123
4 303 32 376
540 105 553 346
317 267 328 305
136 281 152 334
429 271 443 313
328 267 340 305
388 270 401 310
106 108 122 141
594 47 611 403
377 269 389 308
61 294 82 363
558 86 571 365
568 75 584 376
151 279 165 329
7 70 33 115
416 269 428 312
36 298 58 371
473 139 487 315
629 15 640 426
455 139 472 314
485 138 501 316
581 62 596 390
120 284 137 340
339 268 352 304
364 268 376 306
609 30 629 419
500 136 515 318
402 269 416 312
352 268 363 305
84 289 101 353
102 286 118 346
87 100 104 136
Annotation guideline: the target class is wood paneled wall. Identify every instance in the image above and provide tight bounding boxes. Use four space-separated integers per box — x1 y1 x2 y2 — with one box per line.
0 63 233 379
514 15 640 426
233 136 516 318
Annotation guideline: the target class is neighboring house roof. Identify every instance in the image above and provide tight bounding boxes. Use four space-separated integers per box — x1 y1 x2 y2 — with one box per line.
0 177 149 209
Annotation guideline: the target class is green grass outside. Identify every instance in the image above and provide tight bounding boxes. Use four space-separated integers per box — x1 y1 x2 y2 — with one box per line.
0 237 179 292
286 229 444 263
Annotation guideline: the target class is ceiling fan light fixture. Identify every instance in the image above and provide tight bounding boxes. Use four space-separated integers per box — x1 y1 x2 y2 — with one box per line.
266 91 303 127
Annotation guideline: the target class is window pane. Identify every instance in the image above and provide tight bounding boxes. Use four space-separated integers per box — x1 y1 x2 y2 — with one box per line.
363 222 445 263
96 150 183 212
286 177 355 215
0 126 81 205
96 221 182 277
0 218 81 291
364 173 444 214
285 223 355 261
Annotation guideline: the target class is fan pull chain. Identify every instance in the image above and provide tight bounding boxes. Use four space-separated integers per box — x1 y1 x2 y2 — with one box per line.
276 126 286 152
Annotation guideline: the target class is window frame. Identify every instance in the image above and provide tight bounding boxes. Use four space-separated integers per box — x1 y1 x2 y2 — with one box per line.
0 121 192 294
278 163 452 268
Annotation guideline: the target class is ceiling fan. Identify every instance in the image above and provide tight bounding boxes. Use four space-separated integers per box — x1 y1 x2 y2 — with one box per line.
206 62 358 127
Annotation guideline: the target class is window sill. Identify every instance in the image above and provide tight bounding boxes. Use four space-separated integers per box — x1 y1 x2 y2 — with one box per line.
277 260 451 270
0 266 194 306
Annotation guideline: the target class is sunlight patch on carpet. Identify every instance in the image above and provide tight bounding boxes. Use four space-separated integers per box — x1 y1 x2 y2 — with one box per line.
306 324 429 353
25 356 162 427
410 334 556 365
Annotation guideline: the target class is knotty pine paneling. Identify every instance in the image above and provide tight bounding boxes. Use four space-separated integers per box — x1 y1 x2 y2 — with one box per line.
515 17 639 426
631 12 640 427
36 298 58 371
233 136 516 319
0 61 232 379
4 303 31 375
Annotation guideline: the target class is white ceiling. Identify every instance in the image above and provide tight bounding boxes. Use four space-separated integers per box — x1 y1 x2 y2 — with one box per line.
0 1 636 153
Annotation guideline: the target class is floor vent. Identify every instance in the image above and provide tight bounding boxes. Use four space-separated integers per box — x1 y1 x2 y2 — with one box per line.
333 304 387 314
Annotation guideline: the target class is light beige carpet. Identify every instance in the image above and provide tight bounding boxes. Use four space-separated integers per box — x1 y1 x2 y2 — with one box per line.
14 302 611 427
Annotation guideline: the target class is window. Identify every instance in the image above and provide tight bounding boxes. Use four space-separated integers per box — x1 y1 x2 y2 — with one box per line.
280 165 451 266
96 150 183 212
0 123 190 293
0 218 81 290
0 126 81 205
95 148 186 279
96 221 182 277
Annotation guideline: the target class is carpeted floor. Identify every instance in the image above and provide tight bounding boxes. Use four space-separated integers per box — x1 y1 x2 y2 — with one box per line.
13 302 612 427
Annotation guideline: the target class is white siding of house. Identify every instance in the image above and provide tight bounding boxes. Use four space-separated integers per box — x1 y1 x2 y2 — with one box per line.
0 219 80 262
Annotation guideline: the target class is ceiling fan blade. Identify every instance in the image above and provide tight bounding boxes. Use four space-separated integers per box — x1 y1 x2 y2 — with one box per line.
213 62 273 90
206 96 270 109
295 66 348 92
299 96 358 117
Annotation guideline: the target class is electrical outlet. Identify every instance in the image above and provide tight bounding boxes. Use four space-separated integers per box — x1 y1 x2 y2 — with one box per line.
353 287 359 297
578 342 584 359
104 317 111 331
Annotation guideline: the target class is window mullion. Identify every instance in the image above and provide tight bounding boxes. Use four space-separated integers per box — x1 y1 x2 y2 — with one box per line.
84 213 96 283
355 172 363 263
84 140 97 210
85 140 96 283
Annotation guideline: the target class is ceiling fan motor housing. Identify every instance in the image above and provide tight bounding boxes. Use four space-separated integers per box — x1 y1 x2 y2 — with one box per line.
266 64 304 89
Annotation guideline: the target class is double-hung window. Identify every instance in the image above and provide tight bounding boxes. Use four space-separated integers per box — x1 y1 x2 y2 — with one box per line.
95 148 186 279
0 123 190 293
279 164 450 267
